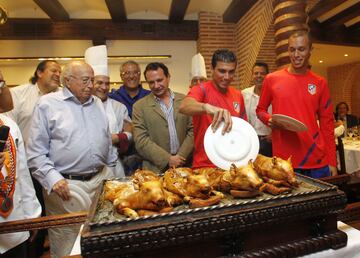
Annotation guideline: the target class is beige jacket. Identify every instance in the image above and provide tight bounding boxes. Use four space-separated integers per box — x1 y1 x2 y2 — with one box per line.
132 92 194 173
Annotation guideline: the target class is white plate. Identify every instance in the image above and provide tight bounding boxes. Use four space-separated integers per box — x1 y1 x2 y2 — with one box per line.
272 114 308 132
204 117 259 170
63 184 92 213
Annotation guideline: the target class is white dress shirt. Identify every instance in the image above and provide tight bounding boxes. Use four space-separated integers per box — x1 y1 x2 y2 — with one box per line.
26 87 117 193
5 83 51 146
0 115 41 254
242 86 272 136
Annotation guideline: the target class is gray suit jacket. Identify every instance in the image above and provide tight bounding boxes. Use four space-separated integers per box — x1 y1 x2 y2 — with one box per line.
132 91 194 173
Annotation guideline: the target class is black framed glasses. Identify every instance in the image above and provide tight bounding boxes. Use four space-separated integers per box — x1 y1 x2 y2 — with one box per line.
69 76 94 86
121 71 140 78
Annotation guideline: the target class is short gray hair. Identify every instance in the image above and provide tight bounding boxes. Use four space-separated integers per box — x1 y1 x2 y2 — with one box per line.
120 60 140 72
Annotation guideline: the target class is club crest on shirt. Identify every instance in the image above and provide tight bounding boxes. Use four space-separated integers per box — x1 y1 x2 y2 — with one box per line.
308 84 316 95
233 102 240 113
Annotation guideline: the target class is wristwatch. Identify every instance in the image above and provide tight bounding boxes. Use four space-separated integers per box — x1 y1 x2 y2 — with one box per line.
0 80 5 89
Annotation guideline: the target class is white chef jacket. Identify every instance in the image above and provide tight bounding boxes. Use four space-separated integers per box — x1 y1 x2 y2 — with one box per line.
0 115 41 254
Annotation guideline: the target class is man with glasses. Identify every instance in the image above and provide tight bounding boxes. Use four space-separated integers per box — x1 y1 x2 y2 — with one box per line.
27 61 117 258
109 60 150 118
109 61 151 175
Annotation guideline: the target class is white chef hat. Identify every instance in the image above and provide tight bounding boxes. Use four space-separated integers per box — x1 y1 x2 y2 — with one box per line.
84 45 108 76
191 53 207 79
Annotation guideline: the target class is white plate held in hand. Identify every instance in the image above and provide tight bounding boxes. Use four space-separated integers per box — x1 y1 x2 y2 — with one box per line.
272 114 308 132
204 117 259 170
63 184 92 213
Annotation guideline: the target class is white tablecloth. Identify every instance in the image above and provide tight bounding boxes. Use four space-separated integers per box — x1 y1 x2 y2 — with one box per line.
71 222 360 257
343 139 360 174
302 222 360 258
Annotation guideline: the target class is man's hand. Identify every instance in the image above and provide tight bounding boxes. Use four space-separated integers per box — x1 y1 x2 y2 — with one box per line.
329 165 338 176
123 121 133 134
111 134 119 145
0 152 5 170
203 103 232 134
168 154 186 168
52 179 70 201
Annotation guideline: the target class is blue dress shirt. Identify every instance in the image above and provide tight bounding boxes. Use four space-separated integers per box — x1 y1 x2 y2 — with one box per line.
27 87 117 193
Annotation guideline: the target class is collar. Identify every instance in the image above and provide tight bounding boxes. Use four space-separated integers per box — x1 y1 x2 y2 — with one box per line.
62 86 94 105
154 89 174 103
35 83 59 96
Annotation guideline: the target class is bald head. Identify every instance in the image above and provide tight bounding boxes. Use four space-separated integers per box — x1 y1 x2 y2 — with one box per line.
62 61 94 104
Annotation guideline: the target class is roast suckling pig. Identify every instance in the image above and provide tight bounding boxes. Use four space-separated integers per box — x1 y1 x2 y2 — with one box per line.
253 154 299 194
112 180 169 218
196 162 263 198
131 169 160 186
163 167 223 208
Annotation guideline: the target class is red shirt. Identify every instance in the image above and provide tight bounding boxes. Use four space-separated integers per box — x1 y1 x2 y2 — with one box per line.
187 81 247 168
256 68 336 169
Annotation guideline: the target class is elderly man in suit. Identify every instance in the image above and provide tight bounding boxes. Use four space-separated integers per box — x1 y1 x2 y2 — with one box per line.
132 62 193 173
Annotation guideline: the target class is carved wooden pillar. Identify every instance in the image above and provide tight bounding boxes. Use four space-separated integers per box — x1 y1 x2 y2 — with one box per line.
273 0 308 68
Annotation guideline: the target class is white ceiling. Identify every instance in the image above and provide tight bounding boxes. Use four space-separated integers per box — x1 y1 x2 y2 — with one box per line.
311 43 360 67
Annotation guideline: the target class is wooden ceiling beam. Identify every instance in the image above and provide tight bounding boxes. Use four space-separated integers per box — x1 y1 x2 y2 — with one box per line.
169 0 190 23
0 19 198 40
308 0 344 23
105 0 127 22
33 0 69 21
223 0 258 23
322 2 360 27
309 21 360 46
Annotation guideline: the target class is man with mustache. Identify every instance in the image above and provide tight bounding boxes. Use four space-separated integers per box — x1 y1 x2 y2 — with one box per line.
256 30 336 178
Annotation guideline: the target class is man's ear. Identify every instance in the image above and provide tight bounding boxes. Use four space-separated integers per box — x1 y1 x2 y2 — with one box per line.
36 69 43 79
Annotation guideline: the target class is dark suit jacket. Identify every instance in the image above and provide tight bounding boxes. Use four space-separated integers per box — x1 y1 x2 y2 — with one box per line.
335 113 359 129
132 92 194 173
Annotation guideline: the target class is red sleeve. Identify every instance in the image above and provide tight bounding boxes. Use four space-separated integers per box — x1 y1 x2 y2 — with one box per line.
239 93 248 121
318 80 337 167
187 84 204 102
115 132 130 155
256 77 272 125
